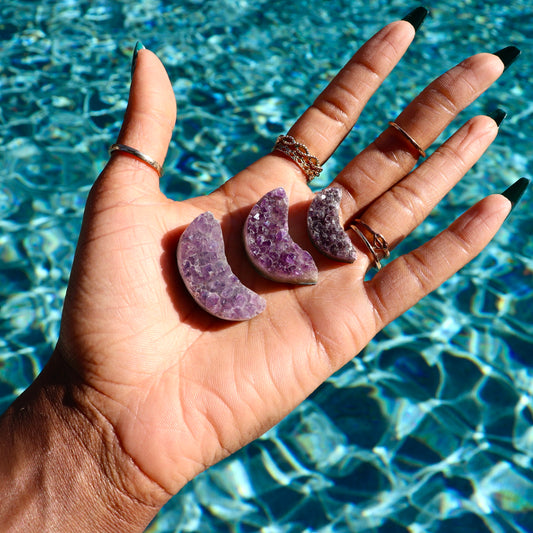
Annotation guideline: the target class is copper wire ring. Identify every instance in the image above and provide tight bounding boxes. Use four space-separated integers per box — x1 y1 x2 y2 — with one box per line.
272 135 323 183
109 143 163 177
388 121 426 158
350 219 390 271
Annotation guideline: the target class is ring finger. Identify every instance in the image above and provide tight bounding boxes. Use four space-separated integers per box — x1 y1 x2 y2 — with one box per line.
350 112 501 270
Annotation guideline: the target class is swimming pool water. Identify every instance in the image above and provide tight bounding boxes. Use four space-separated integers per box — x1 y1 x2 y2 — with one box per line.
1 1 532 531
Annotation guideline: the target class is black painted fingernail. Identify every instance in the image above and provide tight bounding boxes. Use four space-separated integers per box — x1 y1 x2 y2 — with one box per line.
501 177 529 211
487 108 507 127
493 46 521 71
131 41 145 79
402 7 429 32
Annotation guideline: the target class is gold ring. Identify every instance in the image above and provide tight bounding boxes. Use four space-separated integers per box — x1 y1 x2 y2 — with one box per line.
109 143 163 177
272 135 323 183
388 121 426 158
350 219 390 270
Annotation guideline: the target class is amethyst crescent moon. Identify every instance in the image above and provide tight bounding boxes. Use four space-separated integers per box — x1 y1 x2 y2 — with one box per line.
177 212 266 321
307 187 357 263
244 187 318 284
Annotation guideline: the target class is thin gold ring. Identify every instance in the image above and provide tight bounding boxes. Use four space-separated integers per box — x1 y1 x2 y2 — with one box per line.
350 219 390 271
109 143 163 177
388 121 426 158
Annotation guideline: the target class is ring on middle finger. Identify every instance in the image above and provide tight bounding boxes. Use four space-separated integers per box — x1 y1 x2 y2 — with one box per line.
388 121 427 158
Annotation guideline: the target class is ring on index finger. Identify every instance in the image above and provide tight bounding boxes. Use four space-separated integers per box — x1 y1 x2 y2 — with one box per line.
272 135 323 183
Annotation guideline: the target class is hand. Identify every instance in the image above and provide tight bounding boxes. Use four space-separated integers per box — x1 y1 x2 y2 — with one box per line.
1 13 523 532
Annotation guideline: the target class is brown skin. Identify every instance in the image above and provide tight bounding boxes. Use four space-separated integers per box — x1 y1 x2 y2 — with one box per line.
0 20 512 531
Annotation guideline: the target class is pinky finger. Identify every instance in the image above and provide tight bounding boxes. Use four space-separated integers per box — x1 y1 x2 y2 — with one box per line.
367 178 529 329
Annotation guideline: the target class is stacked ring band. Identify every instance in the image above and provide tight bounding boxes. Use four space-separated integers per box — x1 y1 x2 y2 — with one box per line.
272 135 323 183
109 143 163 177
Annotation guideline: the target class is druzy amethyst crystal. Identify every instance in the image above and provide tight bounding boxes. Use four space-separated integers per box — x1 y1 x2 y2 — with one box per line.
244 187 318 284
307 187 357 263
177 212 266 320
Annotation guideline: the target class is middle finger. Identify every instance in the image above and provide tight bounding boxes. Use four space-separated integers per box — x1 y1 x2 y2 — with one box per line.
333 52 506 218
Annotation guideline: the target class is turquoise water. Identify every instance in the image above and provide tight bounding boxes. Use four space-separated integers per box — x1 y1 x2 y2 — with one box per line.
1 0 532 531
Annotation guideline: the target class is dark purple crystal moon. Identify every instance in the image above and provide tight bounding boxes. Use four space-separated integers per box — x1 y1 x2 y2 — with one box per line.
244 187 318 284
177 212 266 320
307 187 357 263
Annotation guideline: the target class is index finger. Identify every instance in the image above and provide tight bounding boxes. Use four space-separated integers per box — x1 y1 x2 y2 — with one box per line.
283 9 427 176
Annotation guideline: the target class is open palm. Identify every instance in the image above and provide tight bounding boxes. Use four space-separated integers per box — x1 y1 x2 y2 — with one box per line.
55 19 511 508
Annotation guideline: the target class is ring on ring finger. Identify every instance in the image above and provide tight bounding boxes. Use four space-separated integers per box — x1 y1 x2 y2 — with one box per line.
350 219 390 270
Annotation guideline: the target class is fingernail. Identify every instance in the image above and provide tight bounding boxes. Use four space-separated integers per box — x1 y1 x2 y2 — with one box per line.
402 7 429 32
131 41 145 79
501 177 529 212
493 46 521 71
487 108 507 127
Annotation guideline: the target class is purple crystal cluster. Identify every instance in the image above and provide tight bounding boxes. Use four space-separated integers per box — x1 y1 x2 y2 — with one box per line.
176 188 357 319
307 187 356 263
243 187 318 284
177 212 266 321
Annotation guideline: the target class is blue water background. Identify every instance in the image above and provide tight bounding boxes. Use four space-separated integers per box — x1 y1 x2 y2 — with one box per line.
0 1 532 531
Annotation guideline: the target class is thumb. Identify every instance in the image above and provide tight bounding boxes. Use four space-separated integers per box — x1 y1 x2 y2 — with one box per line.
104 44 176 194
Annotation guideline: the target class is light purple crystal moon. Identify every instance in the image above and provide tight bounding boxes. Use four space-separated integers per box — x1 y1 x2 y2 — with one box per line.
307 187 357 263
244 187 318 284
177 212 266 321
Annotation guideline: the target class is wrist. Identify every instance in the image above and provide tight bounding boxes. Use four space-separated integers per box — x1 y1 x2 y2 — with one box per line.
0 351 169 532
